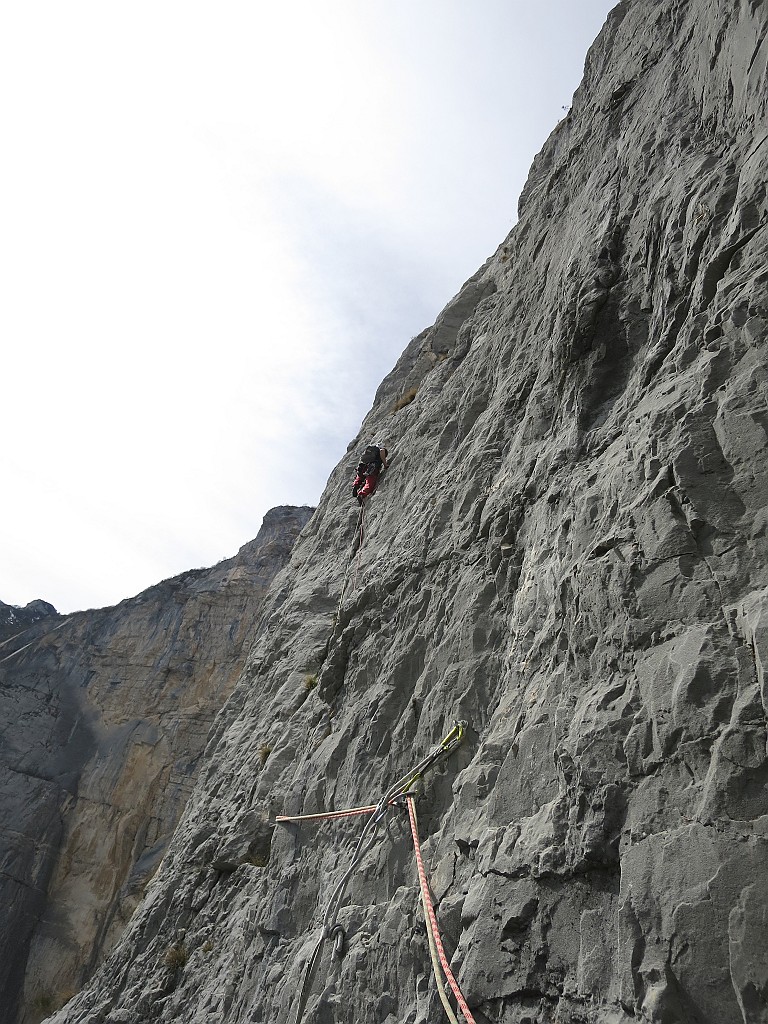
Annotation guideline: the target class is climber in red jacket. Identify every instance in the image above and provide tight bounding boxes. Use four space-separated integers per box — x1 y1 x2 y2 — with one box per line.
352 443 388 504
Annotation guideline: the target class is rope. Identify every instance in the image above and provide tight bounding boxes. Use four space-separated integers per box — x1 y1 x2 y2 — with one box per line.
328 504 365 646
279 721 467 1024
275 804 378 823
350 500 365 592
407 796 476 1024
290 802 388 1024
416 819 459 1024
329 456 389 646
277 724 465 828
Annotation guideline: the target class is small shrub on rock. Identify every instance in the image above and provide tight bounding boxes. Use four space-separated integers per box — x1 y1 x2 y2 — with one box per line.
392 386 418 411
164 943 188 971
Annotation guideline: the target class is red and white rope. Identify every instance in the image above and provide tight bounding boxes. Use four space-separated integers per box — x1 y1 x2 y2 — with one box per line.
406 796 477 1024
275 804 378 823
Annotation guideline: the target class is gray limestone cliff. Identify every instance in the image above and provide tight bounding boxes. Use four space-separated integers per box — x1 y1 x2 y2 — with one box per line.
0 506 313 1024
45 1 768 1023
0 600 60 643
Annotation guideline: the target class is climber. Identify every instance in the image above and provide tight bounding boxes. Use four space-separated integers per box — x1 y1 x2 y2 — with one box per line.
352 442 388 504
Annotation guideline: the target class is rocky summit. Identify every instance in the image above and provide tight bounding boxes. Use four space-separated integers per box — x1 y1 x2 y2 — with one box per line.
0 600 60 643
0 507 313 1024
23 0 768 1022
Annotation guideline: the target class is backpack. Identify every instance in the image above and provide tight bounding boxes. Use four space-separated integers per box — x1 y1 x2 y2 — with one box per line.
358 444 382 473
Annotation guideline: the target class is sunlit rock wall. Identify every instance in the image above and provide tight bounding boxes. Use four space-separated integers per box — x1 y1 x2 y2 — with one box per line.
51 1 768 1022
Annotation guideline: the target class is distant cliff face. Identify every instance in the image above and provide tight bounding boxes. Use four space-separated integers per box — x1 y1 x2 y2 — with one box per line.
0 506 312 1024
0 599 59 642
51 2 768 1024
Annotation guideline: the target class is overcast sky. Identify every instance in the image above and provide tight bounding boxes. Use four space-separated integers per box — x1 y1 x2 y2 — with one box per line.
1 1 615 614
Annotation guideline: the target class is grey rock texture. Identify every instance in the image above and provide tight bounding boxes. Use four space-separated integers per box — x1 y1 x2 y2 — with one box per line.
0 600 60 643
0 507 313 1024
49 1 768 1023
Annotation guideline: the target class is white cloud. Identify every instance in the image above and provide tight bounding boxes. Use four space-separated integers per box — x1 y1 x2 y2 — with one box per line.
0 0 616 612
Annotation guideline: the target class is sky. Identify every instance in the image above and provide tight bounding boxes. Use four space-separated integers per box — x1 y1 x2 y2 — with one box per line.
1 1 616 614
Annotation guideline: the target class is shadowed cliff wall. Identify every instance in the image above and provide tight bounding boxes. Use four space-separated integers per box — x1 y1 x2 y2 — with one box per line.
0 507 312 1024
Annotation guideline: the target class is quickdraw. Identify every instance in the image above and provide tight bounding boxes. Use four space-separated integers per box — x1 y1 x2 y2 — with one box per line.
277 721 472 1024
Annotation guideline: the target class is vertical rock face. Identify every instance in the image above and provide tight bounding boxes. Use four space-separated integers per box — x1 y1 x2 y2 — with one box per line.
47 1 768 1023
0 506 313 1024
